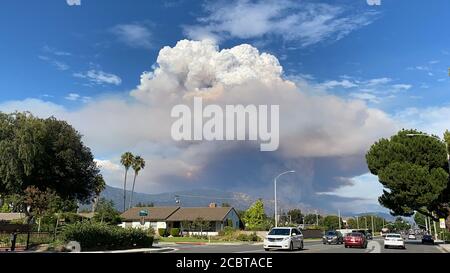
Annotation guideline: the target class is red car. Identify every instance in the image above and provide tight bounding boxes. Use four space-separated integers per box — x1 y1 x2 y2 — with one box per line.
344 232 368 249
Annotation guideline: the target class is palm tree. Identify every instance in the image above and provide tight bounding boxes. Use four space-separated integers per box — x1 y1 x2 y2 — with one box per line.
120 152 134 212
128 156 146 209
92 175 106 213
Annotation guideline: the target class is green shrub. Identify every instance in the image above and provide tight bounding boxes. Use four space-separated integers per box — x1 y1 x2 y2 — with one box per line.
236 232 261 242
248 232 261 242
237 233 250 241
158 228 167 237
170 228 180 237
191 234 208 240
61 221 153 251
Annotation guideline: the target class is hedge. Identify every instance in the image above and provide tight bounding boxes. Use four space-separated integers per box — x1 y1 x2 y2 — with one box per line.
158 228 168 237
61 221 153 251
170 228 180 237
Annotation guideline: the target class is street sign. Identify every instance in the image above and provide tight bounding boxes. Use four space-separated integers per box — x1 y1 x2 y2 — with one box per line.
139 210 149 217
439 218 446 229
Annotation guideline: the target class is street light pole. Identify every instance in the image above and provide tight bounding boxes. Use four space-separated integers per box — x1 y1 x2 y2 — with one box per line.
274 170 295 227
371 215 375 234
338 209 341 230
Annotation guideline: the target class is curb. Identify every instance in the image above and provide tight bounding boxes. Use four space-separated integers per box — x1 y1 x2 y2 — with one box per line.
82 247 175 253
437 244 450 253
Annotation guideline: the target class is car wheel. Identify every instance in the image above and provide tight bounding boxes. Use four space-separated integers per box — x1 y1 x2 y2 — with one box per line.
299 241 304 250
345 245 348 248
264 248 270 251
384 245 387 249
289 242 294 251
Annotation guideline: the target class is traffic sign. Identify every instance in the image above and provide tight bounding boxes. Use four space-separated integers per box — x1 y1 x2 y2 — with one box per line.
139 210 149 217
439 218 446 229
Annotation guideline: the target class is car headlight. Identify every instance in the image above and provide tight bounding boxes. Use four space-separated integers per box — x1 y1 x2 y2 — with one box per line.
283 237 290 241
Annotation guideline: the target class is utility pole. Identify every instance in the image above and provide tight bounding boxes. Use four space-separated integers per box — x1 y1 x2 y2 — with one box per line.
365 217 368 229
425 216 429 234
371 215 375 234
315 210 319 226
432 213 438 240
338 209 341 229
356 216 359 229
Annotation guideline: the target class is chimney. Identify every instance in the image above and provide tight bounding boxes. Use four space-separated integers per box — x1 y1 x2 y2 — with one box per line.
209 202 217 208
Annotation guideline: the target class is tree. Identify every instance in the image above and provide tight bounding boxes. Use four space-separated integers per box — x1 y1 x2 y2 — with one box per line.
323 215 342 230
134 202 154 207
242 199 267 230
366 129 450 220
93 198 122 225
414 212 426 229
193 217 210 236
120 152 134 212
287 209 303 224
128 155 146 209
92 175 106 213
0 112 103 221
393 217 411 231
304 213 322 225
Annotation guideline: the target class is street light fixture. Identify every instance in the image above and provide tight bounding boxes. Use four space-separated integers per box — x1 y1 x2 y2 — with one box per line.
274 170 296 227
406 133 448 240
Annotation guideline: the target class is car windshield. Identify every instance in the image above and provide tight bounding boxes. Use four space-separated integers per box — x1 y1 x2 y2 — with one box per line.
386 234 401 238
326 231 336 236
268 228 290 236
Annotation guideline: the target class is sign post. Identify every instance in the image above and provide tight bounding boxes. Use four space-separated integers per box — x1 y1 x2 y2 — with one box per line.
139 210 149 226
439 218 446 229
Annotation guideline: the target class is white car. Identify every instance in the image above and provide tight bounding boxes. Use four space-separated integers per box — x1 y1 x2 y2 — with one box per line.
264 227 304 251
408 234 416 240
384 233 406 249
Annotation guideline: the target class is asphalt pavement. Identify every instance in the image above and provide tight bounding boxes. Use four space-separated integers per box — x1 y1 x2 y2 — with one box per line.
160 238 445 253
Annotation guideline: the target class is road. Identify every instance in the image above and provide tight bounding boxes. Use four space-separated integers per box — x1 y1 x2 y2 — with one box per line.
161 238 445 253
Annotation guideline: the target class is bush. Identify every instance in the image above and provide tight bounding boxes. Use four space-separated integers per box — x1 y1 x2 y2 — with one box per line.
236 233 250 241
158 228 167 237
170 228 180 237
61 221 153 251
236 232 261 242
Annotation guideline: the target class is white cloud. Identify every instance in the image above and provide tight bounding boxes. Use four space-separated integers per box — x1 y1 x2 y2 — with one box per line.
314 76 411 104
184 0 379 47
74 70 122 86
65 93 80 101
110 23 152 49
66 0 81 6
64 93 91 103
394 106 450 137
349 92 380 103
95 159 121 172
321 79 358 89
391 84 412 91
38 55 70 71
365 77 392 86
43 45 71 56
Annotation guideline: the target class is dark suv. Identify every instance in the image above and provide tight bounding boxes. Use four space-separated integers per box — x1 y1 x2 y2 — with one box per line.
322 230 344 245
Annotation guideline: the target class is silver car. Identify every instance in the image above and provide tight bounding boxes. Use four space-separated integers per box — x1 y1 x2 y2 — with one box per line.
264 227 304 251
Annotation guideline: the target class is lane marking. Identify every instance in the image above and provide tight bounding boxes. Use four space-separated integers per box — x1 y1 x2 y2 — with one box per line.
367 240 381 253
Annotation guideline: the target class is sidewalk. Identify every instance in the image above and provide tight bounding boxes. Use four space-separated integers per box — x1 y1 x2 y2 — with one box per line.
156 241 263 246
81 247 175 253
438 244 450 253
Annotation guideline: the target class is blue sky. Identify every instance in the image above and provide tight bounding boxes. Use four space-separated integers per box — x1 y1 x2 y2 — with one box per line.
1 0 449 214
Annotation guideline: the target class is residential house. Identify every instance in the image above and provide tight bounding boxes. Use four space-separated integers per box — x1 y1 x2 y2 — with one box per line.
120 203 242 235
119 206 179 230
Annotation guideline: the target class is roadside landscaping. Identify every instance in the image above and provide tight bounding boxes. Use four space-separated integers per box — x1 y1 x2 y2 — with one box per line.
156 226 261 244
